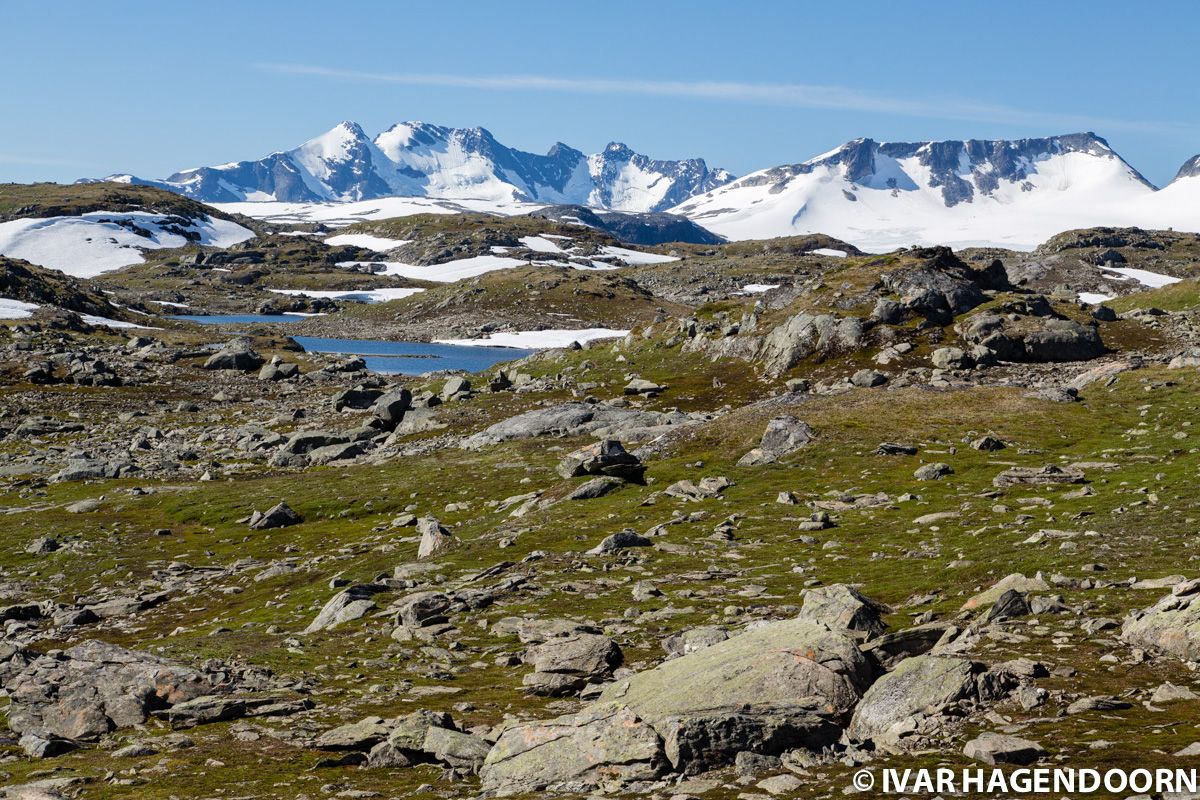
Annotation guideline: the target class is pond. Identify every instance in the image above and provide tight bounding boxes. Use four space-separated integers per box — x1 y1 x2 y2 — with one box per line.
292 336 532 375
174 315 531 375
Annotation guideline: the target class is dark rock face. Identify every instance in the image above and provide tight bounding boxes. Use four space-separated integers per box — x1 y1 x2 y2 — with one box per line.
528 204 723 245
881 247 1009 324
1172 154 1200 182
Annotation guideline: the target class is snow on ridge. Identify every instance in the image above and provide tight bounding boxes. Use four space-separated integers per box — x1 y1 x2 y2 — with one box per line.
267 287 425 303
0 211 254 278
434 328 630 349
324 233 411 251
0 295 149 328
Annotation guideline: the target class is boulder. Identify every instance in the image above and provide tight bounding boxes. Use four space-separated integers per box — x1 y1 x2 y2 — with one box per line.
203 339 263 371
523 633 622 696
248 501 302 530
993 464 1084 488
914 462 953 481
963 732 1046 765
441 376 472 400
588 529 652 555
566 476 625 500
416 516 455 558
931 347 973 370
596 618 871 772
737 416 814 467
480 707 667 795
1122 583 1200 661
624 378 665 396
797 584 891 638
847 655 1013 747
371 387 412 429
662 626 729 658
556 440 644 483
962 574 1050 610
758 313 864 376
6 641 217 741
304 584 387 634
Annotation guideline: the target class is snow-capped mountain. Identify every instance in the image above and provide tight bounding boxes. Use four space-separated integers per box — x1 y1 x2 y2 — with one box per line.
671 133 1180 251
101 121 734 213
1172 154 1200 182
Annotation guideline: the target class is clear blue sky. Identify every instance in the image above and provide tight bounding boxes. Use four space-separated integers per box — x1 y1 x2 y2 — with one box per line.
4 0 1198 187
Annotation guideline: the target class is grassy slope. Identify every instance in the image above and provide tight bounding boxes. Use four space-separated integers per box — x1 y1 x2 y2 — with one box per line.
4 320 1200 795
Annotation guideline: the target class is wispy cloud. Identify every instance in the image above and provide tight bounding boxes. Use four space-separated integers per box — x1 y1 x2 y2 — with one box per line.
254 62 1189 136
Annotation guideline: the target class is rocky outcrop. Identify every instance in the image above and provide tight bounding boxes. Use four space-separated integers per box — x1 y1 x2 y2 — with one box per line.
757 313 864 376
6 641 218 741
460 403 691 450
1122 581 1200 661
737 416 814 467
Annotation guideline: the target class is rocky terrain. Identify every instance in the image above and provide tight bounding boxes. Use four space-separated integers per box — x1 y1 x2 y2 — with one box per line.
7 183 1200 798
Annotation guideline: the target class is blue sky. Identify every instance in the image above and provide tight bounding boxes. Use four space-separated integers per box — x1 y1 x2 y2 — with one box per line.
4 0 1198 186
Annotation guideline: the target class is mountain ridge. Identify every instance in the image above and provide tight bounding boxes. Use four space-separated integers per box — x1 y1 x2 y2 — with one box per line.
95 120 735 213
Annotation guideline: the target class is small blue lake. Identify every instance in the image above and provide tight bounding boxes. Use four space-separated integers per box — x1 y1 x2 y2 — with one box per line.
174 315 531 375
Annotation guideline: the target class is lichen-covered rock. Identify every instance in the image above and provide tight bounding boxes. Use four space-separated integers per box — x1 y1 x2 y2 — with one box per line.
797 584 891 638
737 415 814 466
758 313 863 376
480 707 666 795
847 655 1014 748
597 617 871 772
6 641 217 741
1122 582 1200 661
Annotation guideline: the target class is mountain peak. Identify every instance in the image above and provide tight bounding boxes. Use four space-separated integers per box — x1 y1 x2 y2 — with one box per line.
117 121 732 210
1172 154 1200 182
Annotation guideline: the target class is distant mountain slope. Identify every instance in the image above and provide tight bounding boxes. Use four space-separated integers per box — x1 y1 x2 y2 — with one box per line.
96 121 735 213
672 133 1164 251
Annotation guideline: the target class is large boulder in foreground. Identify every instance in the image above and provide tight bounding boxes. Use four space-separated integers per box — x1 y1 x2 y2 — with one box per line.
1122 581 1200 661
847 655 1013 749
480 707 667 795
597 617 871 772
6 641 217 741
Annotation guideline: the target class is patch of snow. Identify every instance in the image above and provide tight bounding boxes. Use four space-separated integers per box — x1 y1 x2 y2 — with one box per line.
267 287 425 303
0 212 254 277
0 297 150 328
323 233 411 251
810 248 847 257
434 328 630 349
599 246 678 265
80 314 149 329
518 235 565 253
0 298 39 319
1077 292 1115 305
335 255 529 282
1098 266 1182 289
742 283 781 293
